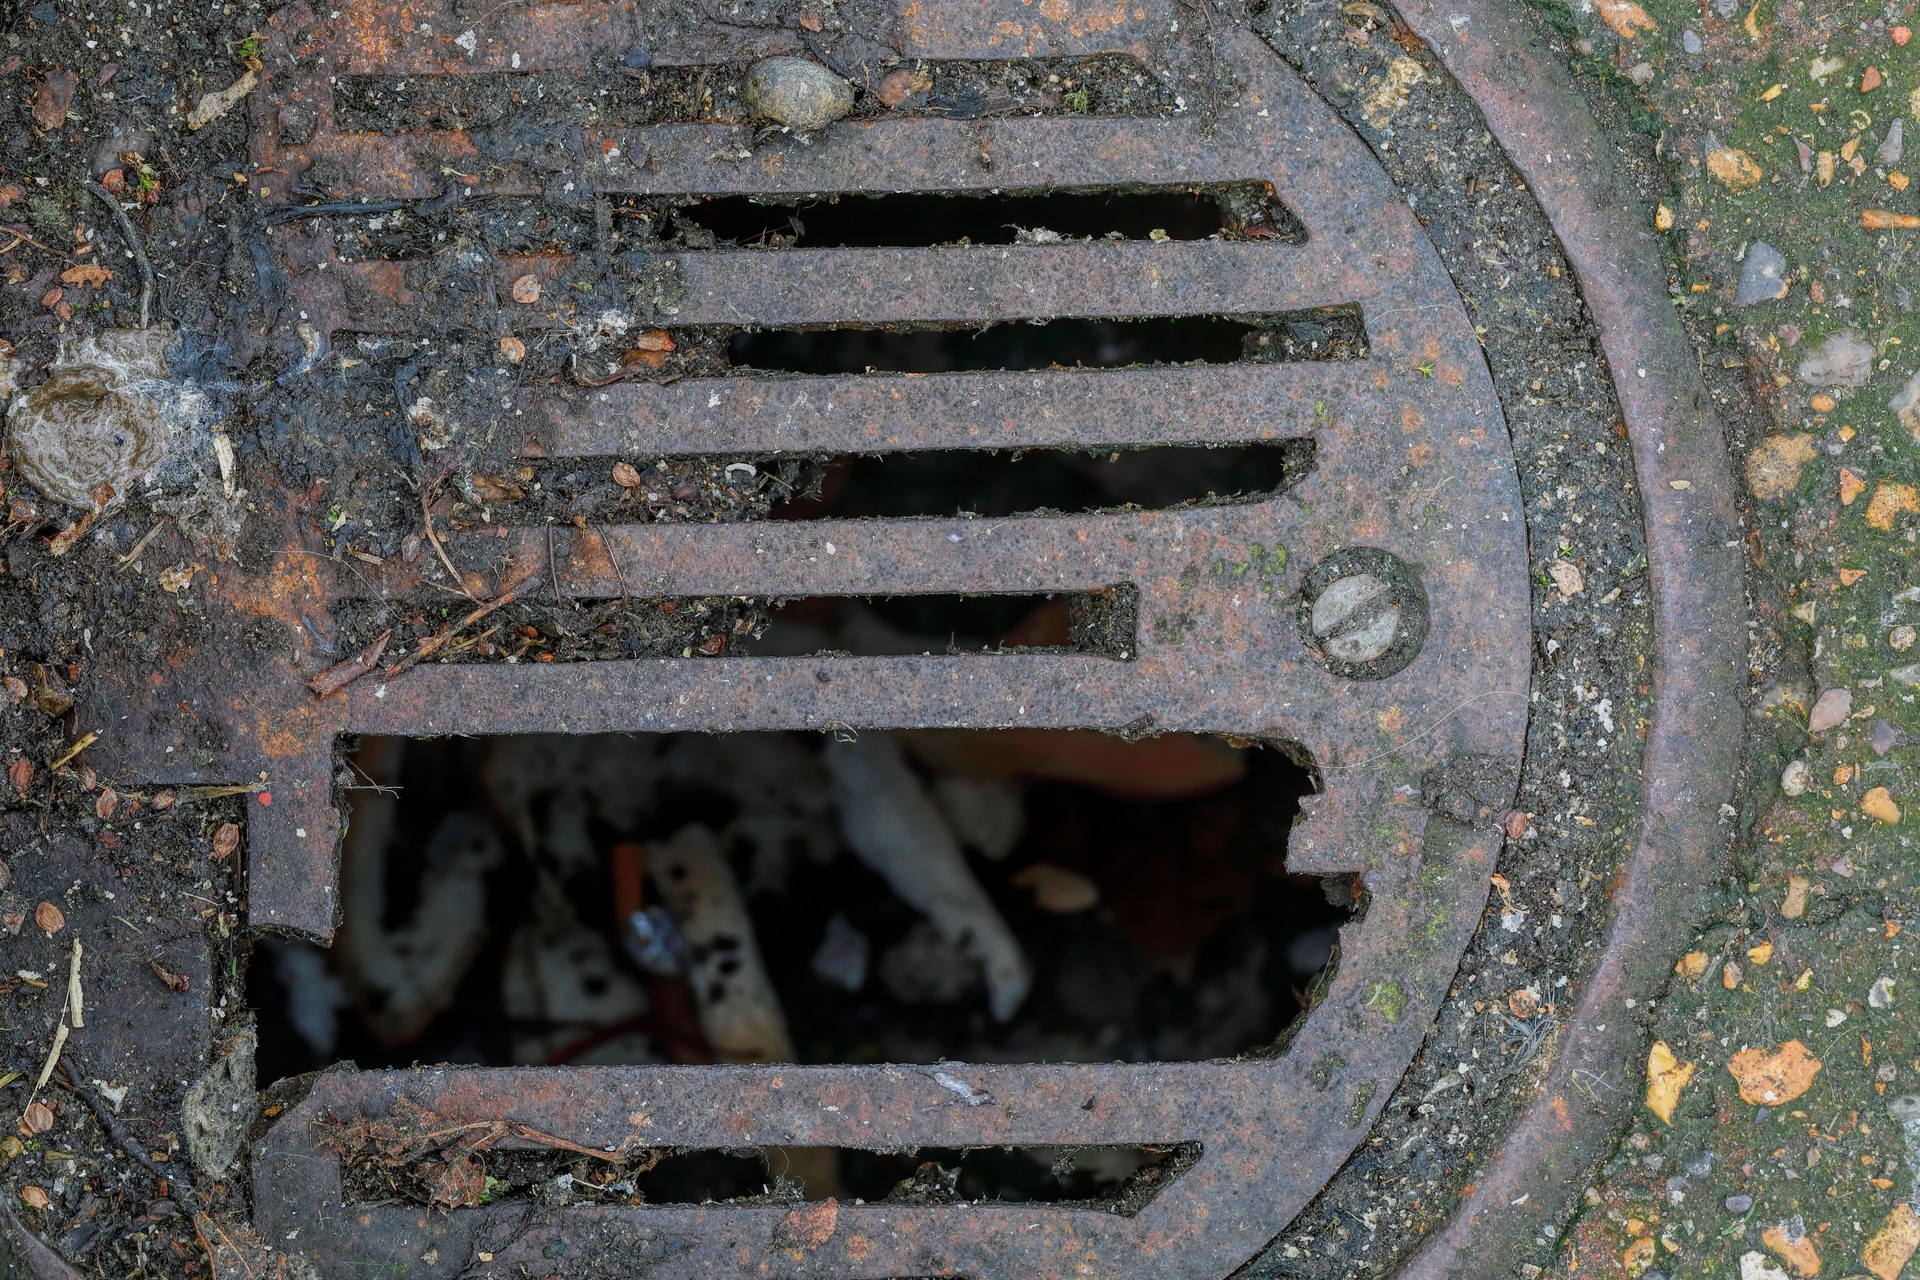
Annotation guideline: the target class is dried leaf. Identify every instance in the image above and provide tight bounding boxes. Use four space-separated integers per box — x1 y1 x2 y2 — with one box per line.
20 1101 54 1135
211 822 240 862
510 274 541 304
1675 951 1709 978
19 1185 49 1211
612 462 643 489
424 1152 488 1208
94 787 118 821
58 263 111 289
34 902 64 935
8 759 33 797
150 960 190 993
1645 1040 1696 1124
1728 1039 1822 1105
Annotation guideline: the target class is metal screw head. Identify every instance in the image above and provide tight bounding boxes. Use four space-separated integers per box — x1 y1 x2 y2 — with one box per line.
1310 572 1402 664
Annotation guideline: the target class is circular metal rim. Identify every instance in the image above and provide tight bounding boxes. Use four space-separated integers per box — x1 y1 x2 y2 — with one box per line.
1390 0 1747 1272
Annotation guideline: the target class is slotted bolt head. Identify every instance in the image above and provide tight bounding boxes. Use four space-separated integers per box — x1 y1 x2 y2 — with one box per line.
1311 572 1401 664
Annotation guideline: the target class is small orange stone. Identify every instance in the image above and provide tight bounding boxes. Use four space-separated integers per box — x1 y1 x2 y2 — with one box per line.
1811 392 1837 413
1840 467 1868 505
1894 172 1913 191
1897 24 1913 43
1863 64 1885 92
1841 568 1867 586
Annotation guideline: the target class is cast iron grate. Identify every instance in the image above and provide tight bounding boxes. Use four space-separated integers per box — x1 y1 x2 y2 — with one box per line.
82 0 1531 1274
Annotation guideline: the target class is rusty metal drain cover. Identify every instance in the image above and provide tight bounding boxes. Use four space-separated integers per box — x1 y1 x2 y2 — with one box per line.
61 0 1649 1274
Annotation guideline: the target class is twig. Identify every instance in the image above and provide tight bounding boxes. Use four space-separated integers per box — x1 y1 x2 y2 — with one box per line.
24 940 82 1113
84 180 154 329
382 572 539 679
191 1212 221 1280
49 730 99 772
548 524 566 608
599 526 631 602
307 628 391 698
0 224 62 256
116 518 169 569
56 1069 188 1203
420 488 476 602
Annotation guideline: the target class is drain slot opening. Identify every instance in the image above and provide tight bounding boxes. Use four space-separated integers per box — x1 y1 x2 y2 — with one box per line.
725 307 1367 375
769 442 1314 522
319 1133 1193 1212
255 730 1346 1216
677 182 1302 249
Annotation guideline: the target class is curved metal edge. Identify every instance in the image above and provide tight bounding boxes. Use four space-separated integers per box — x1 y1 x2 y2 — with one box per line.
0 1204 85 1280
1387 2 1746 1274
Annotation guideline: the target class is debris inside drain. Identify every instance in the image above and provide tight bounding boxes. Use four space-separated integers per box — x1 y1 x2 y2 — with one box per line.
255 728 1338 1204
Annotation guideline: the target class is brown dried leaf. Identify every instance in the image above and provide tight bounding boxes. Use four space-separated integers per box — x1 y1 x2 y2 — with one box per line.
20 1101 54 1135
510 274 541 304
1727 1039 1821 1105
150 960 190 993
94 787 118 821
469 474 525 503
31 70 76 131
18 1185 49 1211
211 822 240 862
33 901 63 935
612 462 642 489
8 758 33 797
424 1152 488 1208
630 329 676 353
58 263 111 289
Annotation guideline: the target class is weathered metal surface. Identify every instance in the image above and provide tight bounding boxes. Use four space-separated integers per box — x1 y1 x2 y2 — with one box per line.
1393 0 1746 1275
75 0 1535 1273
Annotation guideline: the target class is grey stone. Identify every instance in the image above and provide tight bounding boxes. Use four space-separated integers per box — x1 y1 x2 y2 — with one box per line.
1797 329 1875 388
1883 118 1907 166
1682 27 1702 52
744 57 855 133
1726 1193 1754 1212
1734 241 1789 306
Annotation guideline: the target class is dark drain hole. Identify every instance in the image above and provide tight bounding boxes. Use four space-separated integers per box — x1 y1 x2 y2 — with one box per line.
768 442 1315 522
738 588 1137 660
325 1140 1190 1211
256 732 1343 1205
678 182 1302 249
725 307 1366 375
